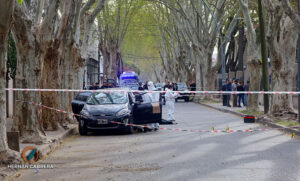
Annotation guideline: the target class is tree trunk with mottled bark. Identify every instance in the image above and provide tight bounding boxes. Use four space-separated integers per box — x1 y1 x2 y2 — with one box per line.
0 0 20 165
238 0 261 112
266 1 298 117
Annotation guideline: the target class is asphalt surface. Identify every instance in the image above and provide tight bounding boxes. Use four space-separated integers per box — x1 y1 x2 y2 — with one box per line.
11 102 300 181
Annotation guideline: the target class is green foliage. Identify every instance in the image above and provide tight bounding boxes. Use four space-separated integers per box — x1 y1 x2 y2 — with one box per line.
18 0 23 4
7 34 17 81
121 1 161 76
238 110 263 116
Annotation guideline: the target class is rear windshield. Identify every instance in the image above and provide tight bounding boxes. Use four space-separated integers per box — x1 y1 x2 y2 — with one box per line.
87 92 127 105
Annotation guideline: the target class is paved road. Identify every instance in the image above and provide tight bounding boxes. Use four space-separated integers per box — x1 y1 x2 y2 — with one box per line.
12 102 300 181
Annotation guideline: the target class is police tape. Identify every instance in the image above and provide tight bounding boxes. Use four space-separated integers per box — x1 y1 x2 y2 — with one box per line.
5 88 300 95
15 99 299 137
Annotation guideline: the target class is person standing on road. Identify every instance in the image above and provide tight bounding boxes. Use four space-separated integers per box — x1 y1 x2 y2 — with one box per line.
190 81 196 101
163 80 169 91
237 81 246 107
95 83 100 90
138 82 144 91
165 85 180 122
143 81 149 90
89 83 96 90
148 81 160 102
222 82 227 106
226 79 232 107
244 80 250 107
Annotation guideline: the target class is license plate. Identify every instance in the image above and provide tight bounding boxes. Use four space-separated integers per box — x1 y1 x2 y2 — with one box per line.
98 119 108 124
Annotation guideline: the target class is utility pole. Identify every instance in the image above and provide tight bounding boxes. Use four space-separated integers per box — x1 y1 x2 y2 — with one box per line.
257 0 269 114
297 0 300 123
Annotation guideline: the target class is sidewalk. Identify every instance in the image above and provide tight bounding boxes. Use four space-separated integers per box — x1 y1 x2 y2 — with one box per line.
1 121 77 180
198 101 263 117
198 101 300 138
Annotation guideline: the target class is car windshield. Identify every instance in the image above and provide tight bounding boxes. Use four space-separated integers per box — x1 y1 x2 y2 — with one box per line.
177 83 187 90
87 92 127 105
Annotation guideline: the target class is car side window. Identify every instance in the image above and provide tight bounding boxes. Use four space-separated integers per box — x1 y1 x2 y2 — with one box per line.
75 93 91 102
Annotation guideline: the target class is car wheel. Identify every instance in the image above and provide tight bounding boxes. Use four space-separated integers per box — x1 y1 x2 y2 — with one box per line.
123 118 134 134
78 119 88 136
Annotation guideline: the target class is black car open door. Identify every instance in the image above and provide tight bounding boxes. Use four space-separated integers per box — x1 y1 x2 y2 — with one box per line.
132 93 162 124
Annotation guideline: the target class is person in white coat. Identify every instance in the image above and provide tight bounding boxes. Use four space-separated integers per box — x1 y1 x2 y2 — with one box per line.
148 81 160 102
165 85 179 121
141 81 160 129
142 81 159 103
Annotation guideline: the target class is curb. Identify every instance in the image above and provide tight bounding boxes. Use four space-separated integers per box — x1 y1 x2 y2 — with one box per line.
0 124 77 181
198 103 244 117
198 102 300 137
256 117 300 137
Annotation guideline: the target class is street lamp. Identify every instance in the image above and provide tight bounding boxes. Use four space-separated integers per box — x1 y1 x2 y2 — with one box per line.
297 0 300 122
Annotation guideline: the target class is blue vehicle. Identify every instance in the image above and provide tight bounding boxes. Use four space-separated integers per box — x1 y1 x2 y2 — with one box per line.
119 71 139 90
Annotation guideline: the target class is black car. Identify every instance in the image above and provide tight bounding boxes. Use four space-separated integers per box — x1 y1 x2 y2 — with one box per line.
175 83 190 102
71 89 162 135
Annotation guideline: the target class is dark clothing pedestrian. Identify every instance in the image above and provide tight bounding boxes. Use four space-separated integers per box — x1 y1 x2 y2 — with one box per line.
190 83 196 91
143 84 148 90
190 82 196 101
222 84 227 106
226 82 232 91
226 82 232 107
138 86 144 91
237 84 245 107
237 84 244 93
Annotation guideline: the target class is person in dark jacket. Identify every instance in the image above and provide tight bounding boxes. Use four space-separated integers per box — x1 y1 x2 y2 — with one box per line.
138 82 144 91
237 81 246 107
190 81 196 101
226 79 232 107
143 81 148 90
222 81 227 106
163 81 169 91
94 83 100 90
190 81 196 91
89 83 96 90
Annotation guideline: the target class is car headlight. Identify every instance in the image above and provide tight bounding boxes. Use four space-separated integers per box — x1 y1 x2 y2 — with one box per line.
116 109 130 117
81 110 91 118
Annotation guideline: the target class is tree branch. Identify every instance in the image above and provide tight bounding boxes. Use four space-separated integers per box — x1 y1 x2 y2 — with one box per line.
282 0 300 31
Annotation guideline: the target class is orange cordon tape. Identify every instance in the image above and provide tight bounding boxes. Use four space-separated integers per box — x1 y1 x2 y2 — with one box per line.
15 99 295 134
5 88 300 94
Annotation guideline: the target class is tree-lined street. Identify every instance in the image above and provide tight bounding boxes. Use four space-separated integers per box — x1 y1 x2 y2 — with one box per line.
11 103 300 181
2 0 300 180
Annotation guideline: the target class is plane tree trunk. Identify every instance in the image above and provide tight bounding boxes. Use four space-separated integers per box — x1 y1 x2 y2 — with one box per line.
0 0 20 165
266 1 298 118
238 0 261 112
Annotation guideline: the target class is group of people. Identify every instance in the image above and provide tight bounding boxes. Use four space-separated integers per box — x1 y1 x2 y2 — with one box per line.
82 82 115 90
138 80 179 122
222 79 249 107
138 81 179 91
